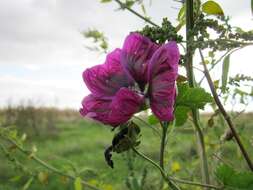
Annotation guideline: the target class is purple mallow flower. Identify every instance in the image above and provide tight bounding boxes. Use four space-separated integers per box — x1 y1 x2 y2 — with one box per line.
80 48 144 127
80 33 179 127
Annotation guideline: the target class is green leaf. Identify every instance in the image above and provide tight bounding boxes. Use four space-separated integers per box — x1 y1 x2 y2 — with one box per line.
202 0 224 16
9 175 22 182
174 106 190 127
177 4 186 22
125 0 135 8
148 114 159 125
213 80 219 89
176 4 186 31
216 164 253 189
83 29 108 52
221 55 230 93
141 4 147 16
215 164 235 185
176 83 213 109
74 177 82 190
38 172 48 184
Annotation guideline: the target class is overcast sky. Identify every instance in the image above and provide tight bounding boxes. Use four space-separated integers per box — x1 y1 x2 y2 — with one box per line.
0 0 252 110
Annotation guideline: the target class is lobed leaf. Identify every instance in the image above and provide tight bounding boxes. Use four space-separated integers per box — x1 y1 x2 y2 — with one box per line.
176 83 213 109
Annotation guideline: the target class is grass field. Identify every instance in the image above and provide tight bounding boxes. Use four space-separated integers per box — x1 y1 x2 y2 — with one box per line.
0 109 253 190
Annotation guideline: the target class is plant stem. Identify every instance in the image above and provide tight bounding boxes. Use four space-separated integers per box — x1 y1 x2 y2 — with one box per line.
185 0 194 87
185 0 210 187
132 147 181 190
159 122 168 170
192 113 210 187
114 0 159 27
168 177 222 190
158 122 169 189
204 39 253 46
198 49 253 171
132 147 222 190
2 137 102 190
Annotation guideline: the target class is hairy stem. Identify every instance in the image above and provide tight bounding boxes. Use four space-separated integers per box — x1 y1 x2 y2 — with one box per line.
198 49 253 171
2 136 102 190
114 0 159 27
185 0 210 187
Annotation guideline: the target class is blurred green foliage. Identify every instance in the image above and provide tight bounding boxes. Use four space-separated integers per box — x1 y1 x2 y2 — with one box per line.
1 107 253 189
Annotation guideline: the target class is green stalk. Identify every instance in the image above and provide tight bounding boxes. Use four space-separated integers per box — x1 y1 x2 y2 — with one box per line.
185 0 210 187
159 122 168 170
132 147 181 190
158 122 169 190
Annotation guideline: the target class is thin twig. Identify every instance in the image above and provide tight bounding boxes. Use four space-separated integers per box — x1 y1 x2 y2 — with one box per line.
212 153 234 168
114 0 159 27
193 66 204 73
198 48 253 171
132 147 222 189
168 177 223 190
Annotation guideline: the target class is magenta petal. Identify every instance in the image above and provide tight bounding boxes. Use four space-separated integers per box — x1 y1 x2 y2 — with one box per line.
80 95 112 125
121 33 158 91
108 87 144 126
83 49 129 98
80 88 144 127
149 72 177 121
148 41 179 82
148 41 180 121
